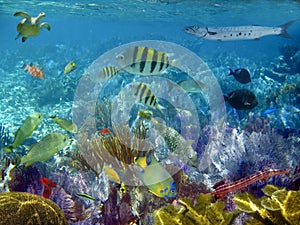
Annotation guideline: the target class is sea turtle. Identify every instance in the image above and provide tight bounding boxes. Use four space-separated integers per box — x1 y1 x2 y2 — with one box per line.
14 11 51 42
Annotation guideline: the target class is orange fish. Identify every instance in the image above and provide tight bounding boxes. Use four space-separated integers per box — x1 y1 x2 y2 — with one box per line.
97 128 112 135
23 63 45 80
40 177 56 198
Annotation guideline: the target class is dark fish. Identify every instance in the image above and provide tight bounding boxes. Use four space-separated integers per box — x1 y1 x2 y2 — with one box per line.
224 89 258 110
228 68 251 84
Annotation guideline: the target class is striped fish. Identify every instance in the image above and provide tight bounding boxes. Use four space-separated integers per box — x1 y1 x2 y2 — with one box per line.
133 82 165 111
98 66 119 80
116 46 172 76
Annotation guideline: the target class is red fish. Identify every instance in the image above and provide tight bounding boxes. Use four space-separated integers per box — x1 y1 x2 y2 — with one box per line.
23 63 45 80
97 128 112 135
40 177 56 198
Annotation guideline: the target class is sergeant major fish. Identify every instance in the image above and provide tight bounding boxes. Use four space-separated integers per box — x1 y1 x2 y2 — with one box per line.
131 82 165 112
116 46 174 76
184 20 297 41
98 66 119 80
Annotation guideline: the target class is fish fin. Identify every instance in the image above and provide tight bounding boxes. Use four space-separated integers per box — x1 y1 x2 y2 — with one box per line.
49 115 57 119
279 19 297 39
4 146 13 153
156 104 166 114
138 110 152 120
223 95 229 102
228 68 234 76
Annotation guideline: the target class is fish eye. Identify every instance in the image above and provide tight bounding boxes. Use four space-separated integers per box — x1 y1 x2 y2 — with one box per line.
188 153 193 159
116 54 124 61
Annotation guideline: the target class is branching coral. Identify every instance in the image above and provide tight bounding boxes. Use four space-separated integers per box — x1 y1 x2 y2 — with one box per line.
233 184 300 225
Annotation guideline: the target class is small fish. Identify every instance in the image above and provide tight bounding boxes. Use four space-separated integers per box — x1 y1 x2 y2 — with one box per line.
23 63 45 79
132 82 165 112
135 149 177 198
184 20 297 41
50 115 78 133
261 107 279 115
76 193 97 201
116 46 173 76
4 112 44 153
20 133 69 167
64 61 76 74
98 66 119 80
97 128 112 135
224 89 258 110
177 79 206 93
138 110 197 167
228 68 251 84
40 177 56 199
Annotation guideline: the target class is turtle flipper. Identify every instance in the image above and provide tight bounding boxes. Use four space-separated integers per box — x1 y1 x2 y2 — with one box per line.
15 33 21 40
22 37 27 42
40 22 51 31
14 12 31 20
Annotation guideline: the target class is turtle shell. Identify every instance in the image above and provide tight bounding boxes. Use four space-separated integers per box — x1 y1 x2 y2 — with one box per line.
0 192 68 225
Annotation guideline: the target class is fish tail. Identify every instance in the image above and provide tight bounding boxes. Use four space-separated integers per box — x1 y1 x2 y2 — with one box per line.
23 64 28 70
279 19 297 39
156 104 166 114
228 68 234 76
49 115 57 119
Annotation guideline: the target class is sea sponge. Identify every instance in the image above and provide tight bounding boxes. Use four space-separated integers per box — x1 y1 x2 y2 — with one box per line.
0 192 68 225
233 184 300 225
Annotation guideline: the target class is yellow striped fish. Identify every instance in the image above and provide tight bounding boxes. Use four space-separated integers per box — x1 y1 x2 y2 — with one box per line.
98 66 119 80
116 46 172 76
132 82 165 111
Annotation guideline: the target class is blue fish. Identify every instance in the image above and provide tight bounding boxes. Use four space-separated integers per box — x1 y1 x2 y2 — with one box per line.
261 107 279 115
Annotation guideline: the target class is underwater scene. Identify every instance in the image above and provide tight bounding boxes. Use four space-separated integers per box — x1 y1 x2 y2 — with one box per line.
1 0 300 224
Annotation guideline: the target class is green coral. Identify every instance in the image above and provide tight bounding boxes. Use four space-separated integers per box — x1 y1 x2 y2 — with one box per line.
233 184 300 225
154 194 238 225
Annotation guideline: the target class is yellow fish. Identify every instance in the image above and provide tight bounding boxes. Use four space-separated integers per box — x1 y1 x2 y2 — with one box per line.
21 133 69 167
50 116 78 133
64 61 76 74
4 112 43 153
135 149 177 198
116 46 173 76
98 66 119 80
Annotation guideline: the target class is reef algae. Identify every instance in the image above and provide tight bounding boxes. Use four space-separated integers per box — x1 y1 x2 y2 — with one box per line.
0 192 68 225
154 194 238 225
233 184 300 225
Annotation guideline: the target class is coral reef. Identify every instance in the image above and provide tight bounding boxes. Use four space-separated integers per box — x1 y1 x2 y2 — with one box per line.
153 193 238 225
0 192 68 225
234 184 300 225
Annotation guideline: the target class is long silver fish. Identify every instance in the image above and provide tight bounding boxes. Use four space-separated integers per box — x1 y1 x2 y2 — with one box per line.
184 20 297 41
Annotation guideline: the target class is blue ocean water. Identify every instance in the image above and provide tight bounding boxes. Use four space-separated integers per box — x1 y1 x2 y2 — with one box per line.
0 1 300 225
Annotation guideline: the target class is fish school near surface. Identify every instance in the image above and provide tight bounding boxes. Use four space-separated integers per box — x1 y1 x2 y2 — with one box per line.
184 20 297 41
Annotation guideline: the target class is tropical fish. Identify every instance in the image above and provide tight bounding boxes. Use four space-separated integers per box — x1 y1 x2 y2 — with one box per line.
40 177 56 199
76 193 97 201
135 149 177 198
23 63 45 79
98 66 119 80
116 46 173 76
64 61 76 74
177 79 206 93
50 116 78 133
97 128 112 136
138 111 198 167
20 133 69 167
4 112 44 153
224 89 258 110
228 68 251 84
184 20 297 41
131 82 165 112
103 165 121 184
